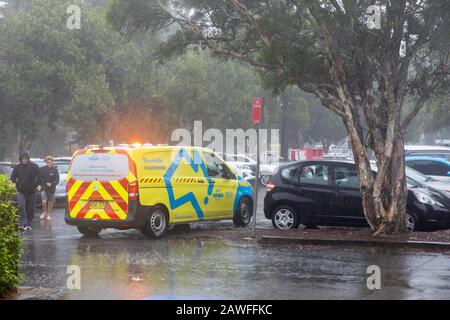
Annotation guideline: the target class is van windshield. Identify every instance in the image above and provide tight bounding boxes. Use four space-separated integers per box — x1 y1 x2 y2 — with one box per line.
70 153 129 181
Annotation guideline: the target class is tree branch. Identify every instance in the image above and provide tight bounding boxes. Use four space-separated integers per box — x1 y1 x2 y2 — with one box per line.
227 0 271 46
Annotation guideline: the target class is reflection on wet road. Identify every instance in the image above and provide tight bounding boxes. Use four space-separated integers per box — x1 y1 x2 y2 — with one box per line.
19 208 450 300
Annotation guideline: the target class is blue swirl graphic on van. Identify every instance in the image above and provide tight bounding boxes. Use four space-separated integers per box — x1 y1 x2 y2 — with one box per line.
163 149 214 220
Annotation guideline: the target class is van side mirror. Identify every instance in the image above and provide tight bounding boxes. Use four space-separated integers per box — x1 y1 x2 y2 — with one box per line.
447 171 450 176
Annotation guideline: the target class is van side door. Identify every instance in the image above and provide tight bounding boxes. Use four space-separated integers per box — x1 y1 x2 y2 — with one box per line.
203 151 238 219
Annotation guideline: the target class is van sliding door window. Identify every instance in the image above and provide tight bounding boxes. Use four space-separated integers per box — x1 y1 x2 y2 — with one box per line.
204 152 226 179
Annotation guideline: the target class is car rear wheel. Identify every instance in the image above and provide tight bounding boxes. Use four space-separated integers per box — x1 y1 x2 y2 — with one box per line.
142 206 168 238
77 226 102 237
233 197 252 227
272 206 299 230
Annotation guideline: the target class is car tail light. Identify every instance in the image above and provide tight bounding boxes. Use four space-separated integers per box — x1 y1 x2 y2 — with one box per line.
128 181 139 200
266 180 275 192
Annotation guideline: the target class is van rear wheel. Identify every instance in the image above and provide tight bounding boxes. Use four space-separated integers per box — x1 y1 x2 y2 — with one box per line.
142 206 168 238
233 197 252 227
77 226 102 237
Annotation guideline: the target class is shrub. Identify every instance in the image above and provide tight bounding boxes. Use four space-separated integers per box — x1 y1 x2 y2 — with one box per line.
0 175 23 298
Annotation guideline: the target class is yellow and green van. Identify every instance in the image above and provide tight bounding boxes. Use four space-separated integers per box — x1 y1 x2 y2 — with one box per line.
65 146 253 237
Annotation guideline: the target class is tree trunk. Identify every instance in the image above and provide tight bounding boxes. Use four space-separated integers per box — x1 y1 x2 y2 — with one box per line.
373 136 408 235
347 125 408 235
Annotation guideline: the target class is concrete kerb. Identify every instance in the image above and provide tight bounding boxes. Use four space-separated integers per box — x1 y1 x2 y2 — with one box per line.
257 235 450 249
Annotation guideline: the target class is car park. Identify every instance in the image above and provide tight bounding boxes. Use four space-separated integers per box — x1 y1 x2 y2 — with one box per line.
264 160 450 232
259 153 290 186
65 146 253 237
53 159 70 206
30 158 46 168
227 162 255 186
218 152 290 186
217 153 257 174
405 156 450 182
0 162 13 176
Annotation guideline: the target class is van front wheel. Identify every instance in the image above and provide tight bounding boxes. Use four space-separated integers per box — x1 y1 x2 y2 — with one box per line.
233 198 252 227
142 206 168 238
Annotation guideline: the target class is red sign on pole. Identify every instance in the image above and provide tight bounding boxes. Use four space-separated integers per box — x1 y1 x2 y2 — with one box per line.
252 98 263 124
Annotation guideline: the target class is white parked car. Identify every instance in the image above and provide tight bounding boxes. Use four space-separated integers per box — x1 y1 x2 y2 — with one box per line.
217 153 257 173
227 163 255 183
219 152 288 186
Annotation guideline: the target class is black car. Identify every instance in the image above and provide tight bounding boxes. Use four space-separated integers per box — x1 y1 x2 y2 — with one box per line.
264 160 450 232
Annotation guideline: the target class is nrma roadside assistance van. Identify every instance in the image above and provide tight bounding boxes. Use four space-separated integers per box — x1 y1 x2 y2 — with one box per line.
65 146 253 237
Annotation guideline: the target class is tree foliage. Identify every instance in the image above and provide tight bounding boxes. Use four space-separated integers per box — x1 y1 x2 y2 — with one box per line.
0 0 146 155
0 175 22 298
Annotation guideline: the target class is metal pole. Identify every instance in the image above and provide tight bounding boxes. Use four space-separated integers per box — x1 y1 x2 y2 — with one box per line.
252 122 260 238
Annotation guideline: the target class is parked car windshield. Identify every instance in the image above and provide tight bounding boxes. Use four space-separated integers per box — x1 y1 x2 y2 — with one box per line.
371 162 426 187
405 166 431 183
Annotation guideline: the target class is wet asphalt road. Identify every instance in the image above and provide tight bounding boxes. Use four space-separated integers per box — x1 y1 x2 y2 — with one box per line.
16 189 450 300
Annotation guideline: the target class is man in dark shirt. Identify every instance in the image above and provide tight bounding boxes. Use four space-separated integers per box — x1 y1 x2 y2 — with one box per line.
10 152 41 230
39 156 59 221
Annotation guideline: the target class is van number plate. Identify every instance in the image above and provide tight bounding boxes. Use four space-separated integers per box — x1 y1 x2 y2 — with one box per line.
90 201 105 210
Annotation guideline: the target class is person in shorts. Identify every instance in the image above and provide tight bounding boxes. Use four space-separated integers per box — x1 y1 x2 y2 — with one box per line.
39 156 60 221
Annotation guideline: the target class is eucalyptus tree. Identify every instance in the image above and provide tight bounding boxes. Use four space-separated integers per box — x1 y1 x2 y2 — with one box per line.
108 0 450 234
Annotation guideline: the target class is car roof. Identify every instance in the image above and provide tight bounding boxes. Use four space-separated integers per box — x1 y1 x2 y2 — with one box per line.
405 156 450 164
278 159 356 168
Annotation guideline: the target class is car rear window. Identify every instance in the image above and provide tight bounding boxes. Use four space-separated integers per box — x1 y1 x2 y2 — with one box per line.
299 164 329 185
281 166 298 180
70 153 129 181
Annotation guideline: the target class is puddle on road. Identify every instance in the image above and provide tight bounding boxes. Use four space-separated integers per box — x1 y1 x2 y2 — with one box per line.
68 238 243 299
18 219 450 300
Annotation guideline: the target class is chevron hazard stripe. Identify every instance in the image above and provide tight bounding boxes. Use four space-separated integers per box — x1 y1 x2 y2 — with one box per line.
67 148 137 220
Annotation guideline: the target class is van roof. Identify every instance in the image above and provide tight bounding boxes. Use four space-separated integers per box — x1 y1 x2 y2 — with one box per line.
81 145 213 154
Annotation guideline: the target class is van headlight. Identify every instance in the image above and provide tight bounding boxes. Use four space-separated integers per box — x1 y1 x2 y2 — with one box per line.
413 191 445 208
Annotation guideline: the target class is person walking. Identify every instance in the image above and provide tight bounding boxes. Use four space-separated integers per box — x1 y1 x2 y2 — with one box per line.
39 156 59 221
10 152 41 231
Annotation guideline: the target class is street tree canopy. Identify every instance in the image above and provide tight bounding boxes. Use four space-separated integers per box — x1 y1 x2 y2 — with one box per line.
109 0 450 234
